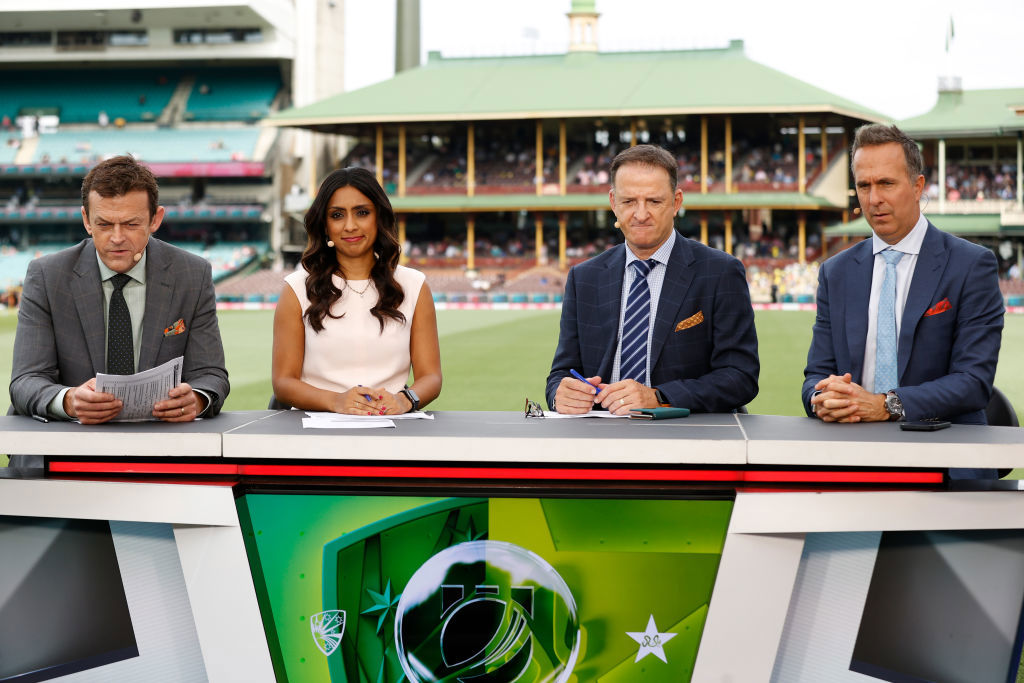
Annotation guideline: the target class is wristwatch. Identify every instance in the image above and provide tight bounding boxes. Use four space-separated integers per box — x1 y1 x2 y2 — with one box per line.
654 388 670 406
884 391 904 421
400 385 420 413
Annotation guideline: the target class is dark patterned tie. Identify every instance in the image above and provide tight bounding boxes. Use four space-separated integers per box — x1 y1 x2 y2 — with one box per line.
107 273 134 375
619 258 657 385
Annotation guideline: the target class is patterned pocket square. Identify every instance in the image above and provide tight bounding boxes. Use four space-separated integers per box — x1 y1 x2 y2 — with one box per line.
163 318 186 336
924 298 951 317
675 310 704 331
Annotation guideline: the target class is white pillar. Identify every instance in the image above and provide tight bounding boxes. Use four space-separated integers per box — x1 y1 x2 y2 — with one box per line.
938 138 946 213
1017 136 1022 210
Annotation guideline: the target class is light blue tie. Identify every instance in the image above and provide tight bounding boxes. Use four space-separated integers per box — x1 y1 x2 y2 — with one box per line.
874 249 904 393
620 259 657 385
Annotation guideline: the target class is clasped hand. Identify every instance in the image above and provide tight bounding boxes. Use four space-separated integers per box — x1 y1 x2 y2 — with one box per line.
810 373 889 423
554 375 659 415
66 378 203 424
331 386 409 415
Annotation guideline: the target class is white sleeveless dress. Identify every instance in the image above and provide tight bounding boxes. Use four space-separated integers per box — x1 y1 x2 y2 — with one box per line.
284 265 425 394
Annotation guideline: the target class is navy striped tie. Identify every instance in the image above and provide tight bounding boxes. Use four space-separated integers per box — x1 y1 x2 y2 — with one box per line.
620 258 656 385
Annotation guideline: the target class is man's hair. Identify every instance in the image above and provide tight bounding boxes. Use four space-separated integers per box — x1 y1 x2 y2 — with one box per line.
81 155 160 218
610 144 678 190
850 123 924 182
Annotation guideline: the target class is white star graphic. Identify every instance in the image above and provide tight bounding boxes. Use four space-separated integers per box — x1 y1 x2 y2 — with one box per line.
626 614 677 663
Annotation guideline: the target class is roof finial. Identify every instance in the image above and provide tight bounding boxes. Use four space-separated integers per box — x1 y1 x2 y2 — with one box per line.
568 0 599 53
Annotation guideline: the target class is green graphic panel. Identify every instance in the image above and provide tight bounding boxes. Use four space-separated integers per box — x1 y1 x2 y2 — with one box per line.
539 499 731 554
239 494 733 683
238 494 449 682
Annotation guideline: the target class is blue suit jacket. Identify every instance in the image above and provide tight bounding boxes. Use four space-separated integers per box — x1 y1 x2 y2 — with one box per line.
802 222 1004 425
546 234 759 412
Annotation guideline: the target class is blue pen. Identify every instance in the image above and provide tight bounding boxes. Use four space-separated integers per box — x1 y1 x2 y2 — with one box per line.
357 384 373 401
569 369 600 393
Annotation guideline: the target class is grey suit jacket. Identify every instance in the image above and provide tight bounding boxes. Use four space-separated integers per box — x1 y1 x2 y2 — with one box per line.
9 237 230 418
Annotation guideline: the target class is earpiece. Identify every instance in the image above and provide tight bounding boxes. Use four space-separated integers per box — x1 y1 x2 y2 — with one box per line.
853 207 861 216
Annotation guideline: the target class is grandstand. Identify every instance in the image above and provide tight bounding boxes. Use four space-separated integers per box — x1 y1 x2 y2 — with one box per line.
257 3 1023 307
2 1 1021 307
261 1 882 301
0 0 346 298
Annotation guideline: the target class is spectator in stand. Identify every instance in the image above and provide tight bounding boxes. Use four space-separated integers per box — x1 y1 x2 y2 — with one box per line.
272 167 441 416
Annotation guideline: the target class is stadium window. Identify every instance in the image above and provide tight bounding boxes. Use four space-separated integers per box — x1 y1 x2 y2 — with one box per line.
56 31 106 50
108 31 148 47
173 27 262 45
0 32 52 47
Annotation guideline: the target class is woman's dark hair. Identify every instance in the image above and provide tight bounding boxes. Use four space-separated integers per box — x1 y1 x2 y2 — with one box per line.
300 167 405 333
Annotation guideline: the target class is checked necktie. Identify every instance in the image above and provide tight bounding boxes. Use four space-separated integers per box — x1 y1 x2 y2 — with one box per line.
873 249 903 393
619 258 657 386
107 273 135 375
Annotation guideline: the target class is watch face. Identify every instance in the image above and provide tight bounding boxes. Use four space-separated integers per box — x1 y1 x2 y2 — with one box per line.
885 393 903 417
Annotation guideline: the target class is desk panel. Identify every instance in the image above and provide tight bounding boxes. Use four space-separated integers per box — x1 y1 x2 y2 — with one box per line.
740 414 1024 468
222 410 748 465
0 411 276 457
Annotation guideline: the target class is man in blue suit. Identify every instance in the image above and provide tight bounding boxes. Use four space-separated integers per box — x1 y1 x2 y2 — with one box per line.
803 124 1003 428
546 145 759 415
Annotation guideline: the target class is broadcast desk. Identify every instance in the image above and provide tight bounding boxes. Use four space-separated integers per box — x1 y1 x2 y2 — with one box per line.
2 411 1023 683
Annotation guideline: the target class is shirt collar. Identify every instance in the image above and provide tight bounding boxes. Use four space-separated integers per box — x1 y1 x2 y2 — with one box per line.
96 248 148 284
625 229 676 268
872 212 928 256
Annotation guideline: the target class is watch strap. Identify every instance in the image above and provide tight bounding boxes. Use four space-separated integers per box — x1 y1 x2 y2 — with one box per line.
401 386 420 412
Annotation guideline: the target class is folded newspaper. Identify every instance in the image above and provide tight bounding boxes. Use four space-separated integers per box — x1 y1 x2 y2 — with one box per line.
95 356 183 422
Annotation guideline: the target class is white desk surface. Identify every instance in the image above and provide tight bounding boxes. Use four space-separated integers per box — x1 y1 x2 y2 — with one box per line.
0 410 275 457
2 410 1023 469
221 410 748 464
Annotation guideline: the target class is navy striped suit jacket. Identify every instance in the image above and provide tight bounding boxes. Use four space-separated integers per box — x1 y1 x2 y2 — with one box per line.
546 233 759 412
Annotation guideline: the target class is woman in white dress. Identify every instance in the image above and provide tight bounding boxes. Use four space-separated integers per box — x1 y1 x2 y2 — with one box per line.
272 168 441 415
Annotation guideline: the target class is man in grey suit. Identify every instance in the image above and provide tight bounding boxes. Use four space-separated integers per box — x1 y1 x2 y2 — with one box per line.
9 155 229 430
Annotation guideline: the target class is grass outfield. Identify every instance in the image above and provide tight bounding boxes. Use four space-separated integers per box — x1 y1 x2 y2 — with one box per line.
1 306 1022 417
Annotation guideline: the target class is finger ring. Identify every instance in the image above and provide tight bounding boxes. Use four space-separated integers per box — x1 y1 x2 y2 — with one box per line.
180 406 185 416
619 398 625 406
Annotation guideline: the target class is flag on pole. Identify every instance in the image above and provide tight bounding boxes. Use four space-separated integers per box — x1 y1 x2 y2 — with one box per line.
945 16 955 53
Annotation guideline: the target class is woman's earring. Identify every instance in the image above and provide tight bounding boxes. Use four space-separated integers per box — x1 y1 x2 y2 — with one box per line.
326 239 335 247
614 221 621 229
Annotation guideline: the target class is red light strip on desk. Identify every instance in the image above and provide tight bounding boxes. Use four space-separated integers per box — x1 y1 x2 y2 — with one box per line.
49 462 240 475
47 461 944 484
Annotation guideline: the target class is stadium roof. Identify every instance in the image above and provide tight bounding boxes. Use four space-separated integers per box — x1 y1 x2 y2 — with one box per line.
823 213 1020 237
266 41 888 131
388 191 841 213
899 88 1024 138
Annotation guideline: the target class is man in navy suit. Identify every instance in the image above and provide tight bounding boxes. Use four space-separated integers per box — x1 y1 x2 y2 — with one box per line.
803 124 1003 427
546 145 759 415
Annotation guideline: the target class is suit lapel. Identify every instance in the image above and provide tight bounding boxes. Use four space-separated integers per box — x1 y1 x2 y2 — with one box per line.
596 245 626 377
139 240 173 371
71 242 107 373
650 234 695 368
845 240 874 382
899 224 947 380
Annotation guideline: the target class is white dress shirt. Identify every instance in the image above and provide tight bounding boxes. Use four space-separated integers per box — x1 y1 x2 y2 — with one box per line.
862 213 929 392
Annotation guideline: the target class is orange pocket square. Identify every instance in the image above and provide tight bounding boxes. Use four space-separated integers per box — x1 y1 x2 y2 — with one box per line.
675 310 704 331
924 298 951 317
163 318 186 336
